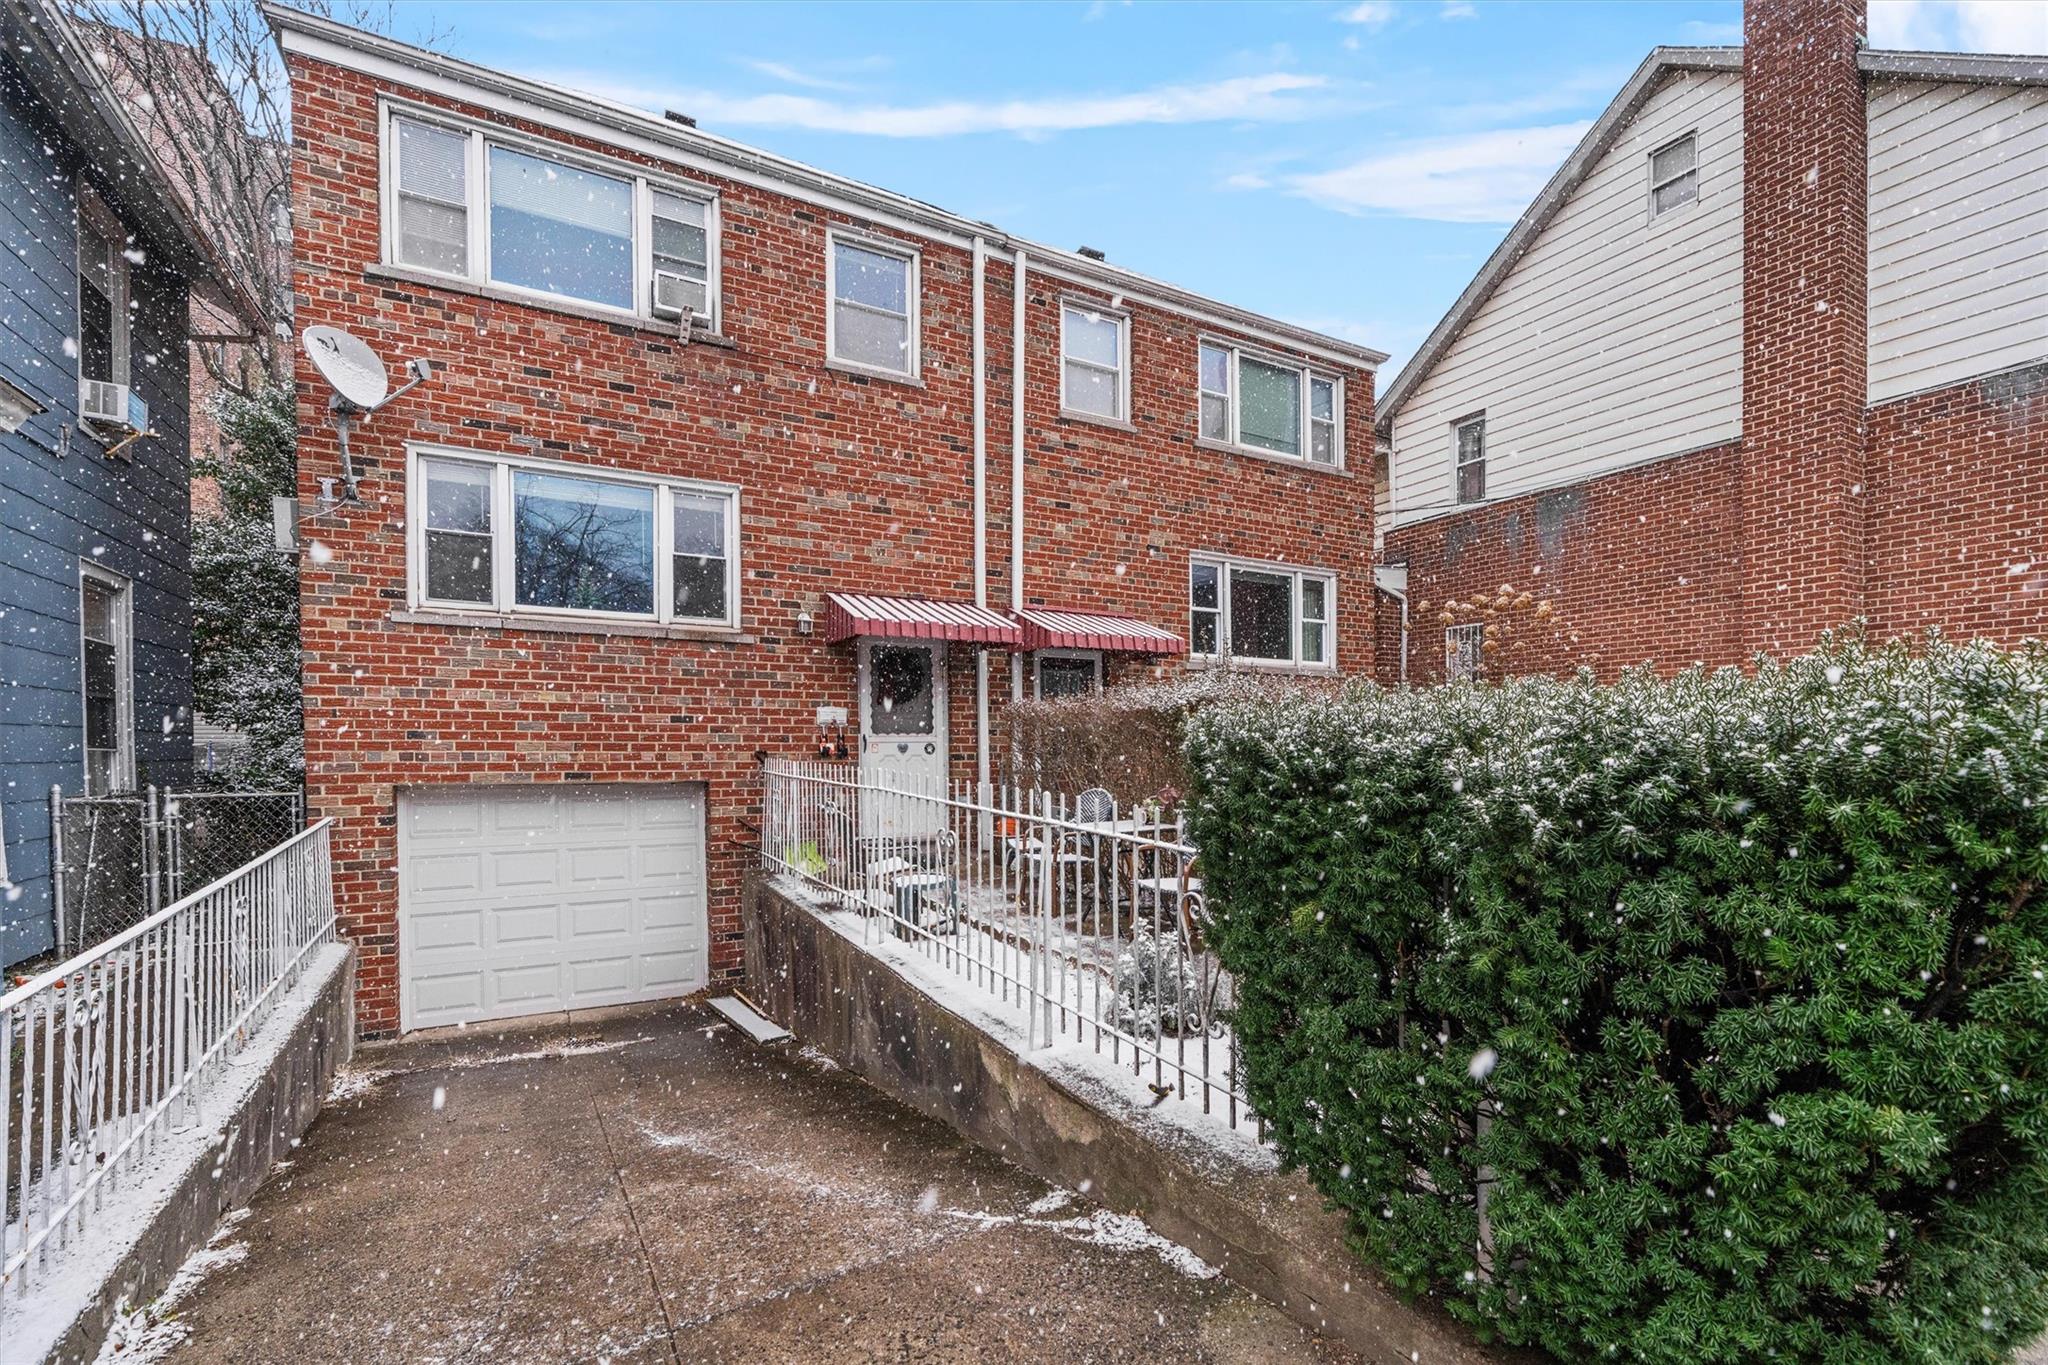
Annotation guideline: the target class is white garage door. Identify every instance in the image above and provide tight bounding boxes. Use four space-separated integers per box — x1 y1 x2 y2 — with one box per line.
398 783 708 1031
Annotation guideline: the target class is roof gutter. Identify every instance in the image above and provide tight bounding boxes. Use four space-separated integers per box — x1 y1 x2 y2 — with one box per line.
259 3 1386 371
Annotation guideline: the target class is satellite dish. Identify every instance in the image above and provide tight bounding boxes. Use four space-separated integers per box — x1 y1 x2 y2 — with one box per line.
302 325 390 411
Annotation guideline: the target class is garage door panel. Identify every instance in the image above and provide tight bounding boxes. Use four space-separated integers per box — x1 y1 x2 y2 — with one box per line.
400 783 708 1031
410 851 485 896
490 847 562 891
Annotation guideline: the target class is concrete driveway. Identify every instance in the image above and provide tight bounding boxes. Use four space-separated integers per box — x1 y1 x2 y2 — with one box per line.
145 1001 1358 1364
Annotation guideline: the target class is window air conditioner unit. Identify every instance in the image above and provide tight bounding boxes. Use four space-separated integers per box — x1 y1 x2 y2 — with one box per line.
81 379 147 430
651 270 699 322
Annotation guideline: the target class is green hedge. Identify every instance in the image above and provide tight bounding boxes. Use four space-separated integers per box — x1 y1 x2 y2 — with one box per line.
1186 638 2048 1363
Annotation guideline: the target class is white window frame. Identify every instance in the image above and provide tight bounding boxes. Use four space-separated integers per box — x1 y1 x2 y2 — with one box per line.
1445 623 1483 683
1453 412 1487 504
79 562 135 795
1648 131 1699 221
405 445 742 629
1195 338 1344 470
74 183 131 399
379 99 723 330
1059 300 1130 423
825 228 921 380
1033 648 1104 699
1189 554 1338 672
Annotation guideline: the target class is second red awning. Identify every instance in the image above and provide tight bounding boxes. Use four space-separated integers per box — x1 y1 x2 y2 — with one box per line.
1014 608 1187 655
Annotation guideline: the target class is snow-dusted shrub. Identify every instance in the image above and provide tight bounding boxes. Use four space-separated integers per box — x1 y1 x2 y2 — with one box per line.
1186 636 2048 1363
1107 926 1214 1039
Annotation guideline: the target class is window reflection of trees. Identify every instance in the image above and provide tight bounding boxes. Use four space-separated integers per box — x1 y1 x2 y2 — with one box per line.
514 485 653 614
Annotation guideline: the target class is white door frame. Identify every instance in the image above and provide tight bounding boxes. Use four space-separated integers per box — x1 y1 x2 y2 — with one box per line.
856 638 947 835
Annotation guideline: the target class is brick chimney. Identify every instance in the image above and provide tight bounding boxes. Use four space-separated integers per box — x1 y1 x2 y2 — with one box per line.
1739 0 1869 657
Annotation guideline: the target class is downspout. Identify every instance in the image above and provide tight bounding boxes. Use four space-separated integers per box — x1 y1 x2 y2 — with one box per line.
972 236 990 795
1010 248 1027 705
1374 564 1410 687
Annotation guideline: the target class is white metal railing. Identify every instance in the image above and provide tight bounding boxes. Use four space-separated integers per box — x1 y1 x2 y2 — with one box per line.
760 759 1258 1138
2 819 335 1294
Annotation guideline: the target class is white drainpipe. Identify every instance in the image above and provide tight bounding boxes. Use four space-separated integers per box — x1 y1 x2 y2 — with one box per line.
1010 248 1028 705
972 236 990 793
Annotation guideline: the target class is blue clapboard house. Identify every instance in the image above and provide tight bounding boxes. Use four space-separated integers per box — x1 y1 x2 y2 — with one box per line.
0 1 247 965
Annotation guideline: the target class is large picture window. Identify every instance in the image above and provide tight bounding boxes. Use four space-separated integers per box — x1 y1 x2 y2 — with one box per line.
385 108 719 326
1196 340 1342 468
1189 557 1337 669
413 450 739 628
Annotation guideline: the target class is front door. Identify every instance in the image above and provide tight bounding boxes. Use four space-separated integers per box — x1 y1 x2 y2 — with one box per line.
857 639 947 835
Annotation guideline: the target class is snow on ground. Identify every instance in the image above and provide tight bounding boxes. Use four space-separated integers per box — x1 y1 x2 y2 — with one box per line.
91 1211 252 1365
330 1035 644 1104
941 1202 1218 1280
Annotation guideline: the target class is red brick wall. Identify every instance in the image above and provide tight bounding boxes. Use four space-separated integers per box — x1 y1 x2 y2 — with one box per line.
1865 364 2048 645
1381 442 1745 684
1738 0 1870 655
287 56 1376 1034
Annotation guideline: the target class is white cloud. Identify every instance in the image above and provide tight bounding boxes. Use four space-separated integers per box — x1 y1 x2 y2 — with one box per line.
1285 121 1591 223
541 69 1334 138
734 59 862 93
1869 0 2048 53
1337 1 1396 28
1440 1 1478 18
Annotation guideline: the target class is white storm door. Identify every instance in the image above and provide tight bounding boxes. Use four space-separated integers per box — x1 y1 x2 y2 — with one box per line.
857 639 947 836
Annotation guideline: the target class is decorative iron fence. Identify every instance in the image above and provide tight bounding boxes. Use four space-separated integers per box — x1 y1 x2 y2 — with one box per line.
759 759 1258 1139
49 787 304 957
2 820 335 1294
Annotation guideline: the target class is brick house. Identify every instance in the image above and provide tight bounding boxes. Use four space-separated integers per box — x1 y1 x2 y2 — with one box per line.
267 7 1384 1035
1373 0 2045 685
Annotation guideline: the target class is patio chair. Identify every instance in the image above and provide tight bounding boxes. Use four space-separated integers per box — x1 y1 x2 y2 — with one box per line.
1133 854 1204 946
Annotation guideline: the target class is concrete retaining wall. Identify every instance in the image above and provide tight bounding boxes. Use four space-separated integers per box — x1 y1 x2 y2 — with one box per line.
743 873 1519 1365
25 943 355 1365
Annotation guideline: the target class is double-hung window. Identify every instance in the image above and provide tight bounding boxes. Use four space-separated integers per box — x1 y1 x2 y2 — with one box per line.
827 232 919 378
80 565 134 795
1455 414 1486 503
385 108 720 327
1189 557 1336 669
1445 624 1483 683
75 186 134 423
1197 340 1342 468
1060 302 1128 421
1649 133 1698 218
414 450 740 629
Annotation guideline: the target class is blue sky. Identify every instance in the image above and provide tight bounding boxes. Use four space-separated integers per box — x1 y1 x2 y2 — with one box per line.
394 0 2047 373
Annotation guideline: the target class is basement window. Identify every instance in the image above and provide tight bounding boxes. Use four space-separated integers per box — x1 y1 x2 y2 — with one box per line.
1649 133 1698 218
1446 623 1483 683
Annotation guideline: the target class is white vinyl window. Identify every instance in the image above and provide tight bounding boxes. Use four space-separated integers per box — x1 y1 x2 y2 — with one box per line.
1455 414 1487 504
80 565 134 795
384 107 720 327
411 449 740 628
1649 133 1698 218
76 185 131 395
827 232 919 378
1190 557 1337 669
1196 340 1342 468
1446 623 1483 683
1060 303 1128 421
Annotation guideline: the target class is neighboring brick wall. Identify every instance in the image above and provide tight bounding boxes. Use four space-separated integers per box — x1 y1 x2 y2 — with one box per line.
1738 0 1870 656
286 56 1376 1034
1865 364 2048 645
1381 443 1745 684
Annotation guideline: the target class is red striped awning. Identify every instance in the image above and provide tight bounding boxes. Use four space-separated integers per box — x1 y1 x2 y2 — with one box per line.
1014 608 1187 655
823 592 1023 645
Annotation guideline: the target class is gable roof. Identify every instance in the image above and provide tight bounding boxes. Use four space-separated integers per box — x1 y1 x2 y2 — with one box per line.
0 0 260 327
1375 44 2048 433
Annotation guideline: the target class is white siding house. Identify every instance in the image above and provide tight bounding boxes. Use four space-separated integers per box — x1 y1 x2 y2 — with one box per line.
1387 68 1746 528
1867 78 2048 405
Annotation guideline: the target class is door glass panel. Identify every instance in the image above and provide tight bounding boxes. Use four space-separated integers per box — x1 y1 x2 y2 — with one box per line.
869 644 935 735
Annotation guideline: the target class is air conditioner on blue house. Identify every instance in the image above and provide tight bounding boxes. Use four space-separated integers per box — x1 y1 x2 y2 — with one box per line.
80 378 148 432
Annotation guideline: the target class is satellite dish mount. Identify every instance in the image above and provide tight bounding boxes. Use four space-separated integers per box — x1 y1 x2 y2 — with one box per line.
301 325 435 501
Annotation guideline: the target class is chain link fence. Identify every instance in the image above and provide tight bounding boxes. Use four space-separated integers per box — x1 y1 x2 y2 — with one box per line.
49 786 305 955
